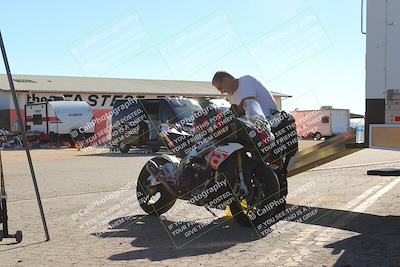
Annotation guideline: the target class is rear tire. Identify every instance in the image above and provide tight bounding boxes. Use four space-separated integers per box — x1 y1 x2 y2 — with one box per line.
136 157 176 215
119 144 131 153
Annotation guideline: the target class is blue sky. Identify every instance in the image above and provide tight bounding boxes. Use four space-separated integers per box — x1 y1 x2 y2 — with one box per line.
0 0 366 113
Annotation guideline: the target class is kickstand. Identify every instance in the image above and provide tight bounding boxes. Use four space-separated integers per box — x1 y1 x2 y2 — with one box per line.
204 206 217 217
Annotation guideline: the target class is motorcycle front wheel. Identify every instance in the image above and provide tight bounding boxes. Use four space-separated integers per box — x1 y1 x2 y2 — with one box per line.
225 161 281 228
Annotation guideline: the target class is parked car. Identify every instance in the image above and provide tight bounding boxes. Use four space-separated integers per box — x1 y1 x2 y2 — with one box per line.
198 98 231 109
111 97 203 153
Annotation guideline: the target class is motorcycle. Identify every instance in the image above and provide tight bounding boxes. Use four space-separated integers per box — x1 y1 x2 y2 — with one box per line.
136 102 298 227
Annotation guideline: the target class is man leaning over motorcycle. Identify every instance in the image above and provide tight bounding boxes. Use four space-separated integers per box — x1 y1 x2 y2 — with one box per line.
212 71 297 200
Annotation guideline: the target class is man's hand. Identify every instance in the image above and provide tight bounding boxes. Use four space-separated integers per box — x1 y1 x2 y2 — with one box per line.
230 104 245 117
239 96 256 109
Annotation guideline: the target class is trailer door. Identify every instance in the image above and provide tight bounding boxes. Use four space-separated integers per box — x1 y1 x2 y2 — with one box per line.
25 103 47 133
386 0 400 91
331 110 349 135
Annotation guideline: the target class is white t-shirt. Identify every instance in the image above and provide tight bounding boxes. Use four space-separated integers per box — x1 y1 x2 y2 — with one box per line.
230 75 278 116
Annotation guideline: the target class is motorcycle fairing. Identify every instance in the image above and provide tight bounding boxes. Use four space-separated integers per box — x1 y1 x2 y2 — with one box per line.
158 154 181 165
205 143 244 170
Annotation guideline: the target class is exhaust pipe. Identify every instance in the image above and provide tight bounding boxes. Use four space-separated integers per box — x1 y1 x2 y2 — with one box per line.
145 160 177 197
145 160 160 178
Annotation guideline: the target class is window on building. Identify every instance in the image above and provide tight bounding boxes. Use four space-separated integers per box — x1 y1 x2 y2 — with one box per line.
321 116 330 124
33 114 43 125
145 103 160 116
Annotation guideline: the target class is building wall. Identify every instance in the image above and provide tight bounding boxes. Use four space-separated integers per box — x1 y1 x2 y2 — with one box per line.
7 92 282 110
11 92 148 109
1 91 283 144
7 92 182 133
0 91 10 130
274 97 282 110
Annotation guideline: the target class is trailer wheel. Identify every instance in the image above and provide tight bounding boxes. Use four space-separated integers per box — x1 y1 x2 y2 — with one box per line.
314 132 322 140
69 141 76 148
119 144 131 153
150 145 160 153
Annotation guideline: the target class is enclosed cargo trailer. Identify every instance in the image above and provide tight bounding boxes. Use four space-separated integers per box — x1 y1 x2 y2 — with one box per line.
292 107 350 139
364 0 400 150
25 100 95 145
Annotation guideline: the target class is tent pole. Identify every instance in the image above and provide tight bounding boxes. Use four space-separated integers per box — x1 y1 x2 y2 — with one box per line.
0 30 50 241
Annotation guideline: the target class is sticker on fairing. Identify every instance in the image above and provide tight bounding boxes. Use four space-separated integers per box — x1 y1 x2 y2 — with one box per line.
205 143 243 170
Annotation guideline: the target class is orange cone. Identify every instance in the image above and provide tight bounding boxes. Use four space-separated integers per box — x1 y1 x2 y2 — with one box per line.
76 143 80 151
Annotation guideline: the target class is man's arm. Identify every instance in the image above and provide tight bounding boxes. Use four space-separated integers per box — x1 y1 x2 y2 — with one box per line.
239 96 255 108
242 98 266 122
237 76 257 108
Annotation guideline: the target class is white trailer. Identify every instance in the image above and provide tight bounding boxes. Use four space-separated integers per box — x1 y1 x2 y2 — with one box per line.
292 107 350 139
25 101 95 144
363 0 400 150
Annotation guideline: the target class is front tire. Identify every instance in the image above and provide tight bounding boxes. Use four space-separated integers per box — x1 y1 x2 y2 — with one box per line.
227 163 281 228
136 157 177 215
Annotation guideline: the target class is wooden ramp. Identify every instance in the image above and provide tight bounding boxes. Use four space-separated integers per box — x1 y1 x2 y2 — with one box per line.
288 130 364 177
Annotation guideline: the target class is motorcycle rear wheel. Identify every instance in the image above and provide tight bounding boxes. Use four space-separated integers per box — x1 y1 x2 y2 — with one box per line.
136 157 177 215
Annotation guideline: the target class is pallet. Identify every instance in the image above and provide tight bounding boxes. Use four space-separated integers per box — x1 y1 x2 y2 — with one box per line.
288 130 364 177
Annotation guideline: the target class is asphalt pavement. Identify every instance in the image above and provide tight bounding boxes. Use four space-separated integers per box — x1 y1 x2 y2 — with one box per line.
0 146 399 266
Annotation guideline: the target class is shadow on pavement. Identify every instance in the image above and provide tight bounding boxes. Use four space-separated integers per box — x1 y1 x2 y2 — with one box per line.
0 241 47 252
99 205 400 265
96 215 259 262
294 205 400 266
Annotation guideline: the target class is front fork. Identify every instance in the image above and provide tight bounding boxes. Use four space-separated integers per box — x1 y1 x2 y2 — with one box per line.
236 152 249 195
231 122 250 196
